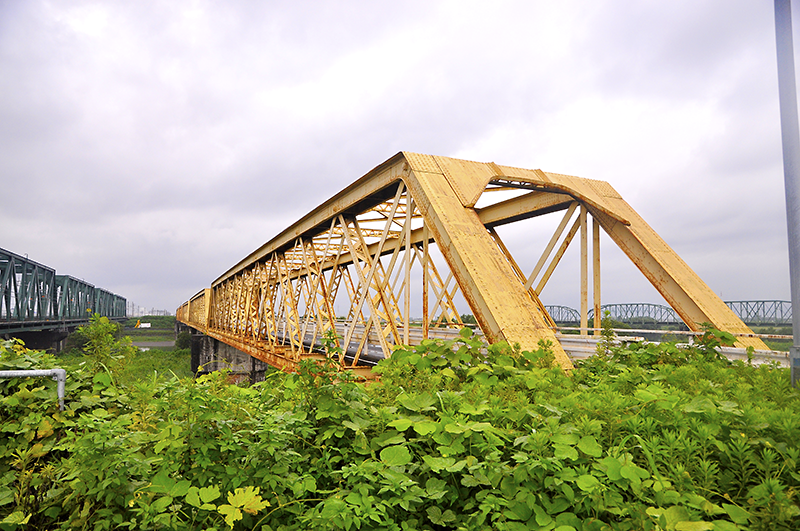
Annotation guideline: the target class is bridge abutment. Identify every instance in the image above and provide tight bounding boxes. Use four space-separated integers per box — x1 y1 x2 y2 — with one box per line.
189 329 272 384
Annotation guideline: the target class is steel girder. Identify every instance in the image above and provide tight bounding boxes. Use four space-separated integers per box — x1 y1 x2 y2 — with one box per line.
724 300 792 326
177 152 768 373
55 276 95 319
0 248 127 335
0 248 56 322
590 303 681 325
545 305 582 324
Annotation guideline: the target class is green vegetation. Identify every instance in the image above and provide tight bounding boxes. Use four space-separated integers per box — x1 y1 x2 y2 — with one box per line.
1 316 799 529
58 315 190 385
749 326 793 352
176 331 192 350
124 315 177 329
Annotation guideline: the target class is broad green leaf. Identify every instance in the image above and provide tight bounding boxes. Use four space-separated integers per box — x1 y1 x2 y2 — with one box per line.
664 506 690 527
92 372 112 386
576 474 600 491
445 459 468 473
459 402 490 415
722 503 750 525
444 423 467 434
199 485 221 504
422 455 455 472
505 501 532 521
634 388 659 402
320 498 346 519
683 397 716 414
413 421 438 436
150 469 175 493
372 432 406 448
533 504 553 526
388 418 413 431
709 520 740 531
601 456 623 481
380 445 412 466
397 392 437 412
554 444 578 460
170 480 192 497
674 522 714 531
151 496 173 513
552 433 579 446
718 401 742 415
577 435 602 457
620 464 649 480
218 505 243 528
427 506 456 525
154 438 170 454
304 476 317 493
226 486 269 514
186 487 202 508
425 478 448 495
0 486 14 507
1 511 30 525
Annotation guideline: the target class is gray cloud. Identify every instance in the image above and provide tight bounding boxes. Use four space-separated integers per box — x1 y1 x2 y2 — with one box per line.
0 0 794 314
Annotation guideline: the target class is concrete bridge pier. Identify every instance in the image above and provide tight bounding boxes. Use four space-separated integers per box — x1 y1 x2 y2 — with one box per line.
187 328 272 384
3 329 70 352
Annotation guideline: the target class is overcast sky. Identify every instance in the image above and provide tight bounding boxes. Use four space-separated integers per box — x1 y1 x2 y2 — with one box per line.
0 0 794 316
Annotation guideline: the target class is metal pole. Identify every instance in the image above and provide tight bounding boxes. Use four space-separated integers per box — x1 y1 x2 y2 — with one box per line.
0 369 66 410
775 0 800 386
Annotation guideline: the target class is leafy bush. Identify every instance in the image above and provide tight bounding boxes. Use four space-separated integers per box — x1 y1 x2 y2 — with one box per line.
175 331 192 350
1 323 799 530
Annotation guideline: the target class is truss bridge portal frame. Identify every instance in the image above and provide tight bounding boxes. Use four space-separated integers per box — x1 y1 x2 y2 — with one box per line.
177 152 767 374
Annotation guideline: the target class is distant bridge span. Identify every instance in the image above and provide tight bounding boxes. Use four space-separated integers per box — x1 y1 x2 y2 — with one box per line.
545 301 792 326
178 152 768 375
0 247 126 343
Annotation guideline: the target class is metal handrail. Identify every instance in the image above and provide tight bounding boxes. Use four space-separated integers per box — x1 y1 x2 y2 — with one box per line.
0 369 66 410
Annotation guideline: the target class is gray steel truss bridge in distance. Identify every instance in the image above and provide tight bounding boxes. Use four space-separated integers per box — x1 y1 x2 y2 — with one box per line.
545 301 793 327
0 247 127 341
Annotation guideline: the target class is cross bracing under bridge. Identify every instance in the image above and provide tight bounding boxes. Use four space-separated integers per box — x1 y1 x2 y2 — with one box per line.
0 247 126 334
546 301 792 326
178 152 769 375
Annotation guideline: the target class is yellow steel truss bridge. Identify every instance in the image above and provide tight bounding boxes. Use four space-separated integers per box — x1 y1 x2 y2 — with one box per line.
177 152 768 375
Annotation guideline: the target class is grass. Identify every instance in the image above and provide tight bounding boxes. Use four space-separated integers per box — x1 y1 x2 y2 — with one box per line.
126 333 175 343
57 347 192 384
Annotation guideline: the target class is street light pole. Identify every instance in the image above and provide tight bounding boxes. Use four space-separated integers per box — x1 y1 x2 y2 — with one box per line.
775 0 800 386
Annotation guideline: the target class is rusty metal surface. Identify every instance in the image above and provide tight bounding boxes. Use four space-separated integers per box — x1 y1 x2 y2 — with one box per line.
176 152 769 374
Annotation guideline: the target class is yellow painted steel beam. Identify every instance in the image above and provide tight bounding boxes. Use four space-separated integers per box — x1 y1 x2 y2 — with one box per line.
176 152 769 375
212 155 408 287
477 191 574 227
482 165 768 350
402 153 573 367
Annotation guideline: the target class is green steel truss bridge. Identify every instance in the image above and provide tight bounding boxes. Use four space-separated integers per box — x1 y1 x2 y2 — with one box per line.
545 301 792 327
0 247 126 335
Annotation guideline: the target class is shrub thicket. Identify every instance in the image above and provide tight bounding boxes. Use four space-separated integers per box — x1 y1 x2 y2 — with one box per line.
1 320 799 530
